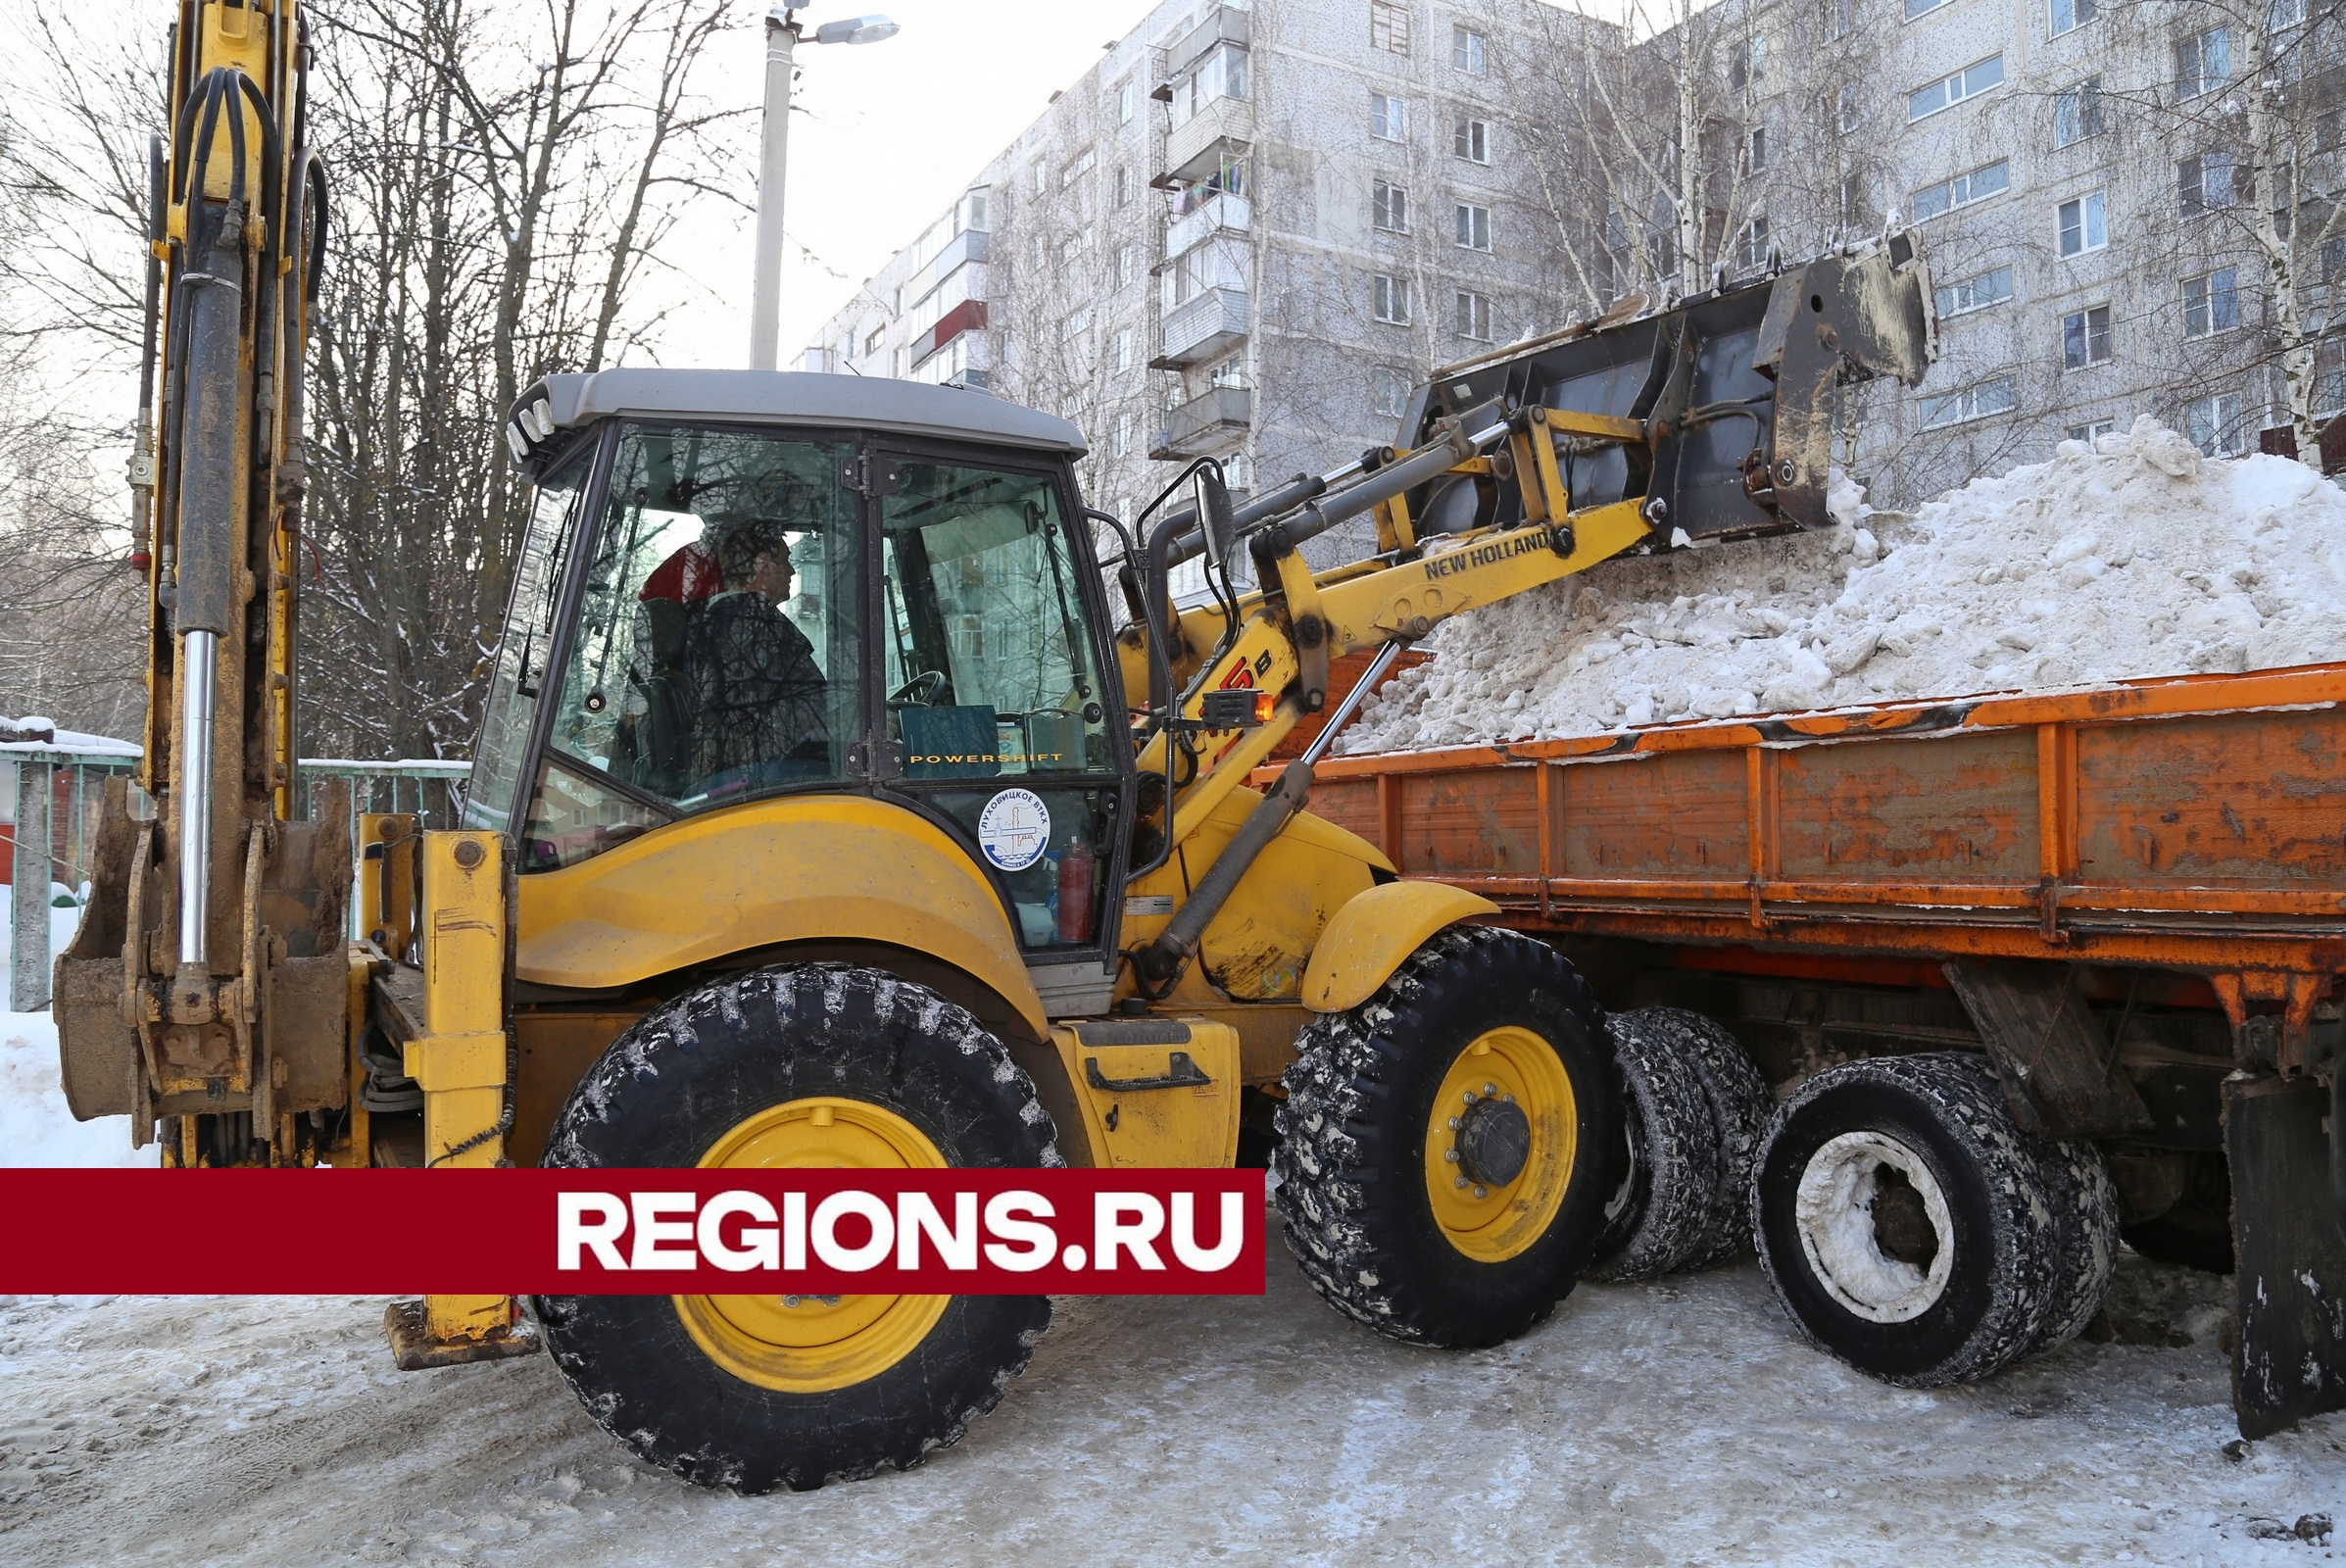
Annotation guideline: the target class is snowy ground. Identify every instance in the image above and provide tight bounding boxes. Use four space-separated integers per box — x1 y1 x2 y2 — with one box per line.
1 1251 2340 1566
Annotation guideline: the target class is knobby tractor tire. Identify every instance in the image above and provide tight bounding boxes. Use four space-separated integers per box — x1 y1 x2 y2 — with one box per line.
1588 1007 1772 1281
1273 925 1620 1348
1754 1052 2113 1389
536 964 1058 1494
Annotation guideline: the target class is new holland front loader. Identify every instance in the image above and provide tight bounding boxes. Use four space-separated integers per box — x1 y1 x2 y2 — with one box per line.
55 0 1936 1494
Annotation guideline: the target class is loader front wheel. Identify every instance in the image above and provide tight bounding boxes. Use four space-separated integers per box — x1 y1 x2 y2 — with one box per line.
536 964 1057 1494
1274 925 1619 1348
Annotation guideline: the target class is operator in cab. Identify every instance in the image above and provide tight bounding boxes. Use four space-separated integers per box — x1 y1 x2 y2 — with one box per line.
682 515 830 797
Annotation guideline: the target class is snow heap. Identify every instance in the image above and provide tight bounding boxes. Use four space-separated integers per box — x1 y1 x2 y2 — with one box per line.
1343 417 2346 754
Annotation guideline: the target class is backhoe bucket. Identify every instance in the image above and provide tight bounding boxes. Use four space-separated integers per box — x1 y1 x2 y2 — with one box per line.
1409 231 1935 541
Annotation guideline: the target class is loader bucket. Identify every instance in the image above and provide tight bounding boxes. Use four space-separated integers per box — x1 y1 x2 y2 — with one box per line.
1406 231 1935 541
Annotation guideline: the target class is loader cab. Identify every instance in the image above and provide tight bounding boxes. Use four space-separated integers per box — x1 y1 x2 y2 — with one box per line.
468 370 1132 967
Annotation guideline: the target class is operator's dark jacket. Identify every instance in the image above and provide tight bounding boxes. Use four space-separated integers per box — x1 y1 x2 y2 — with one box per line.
682 590 829 787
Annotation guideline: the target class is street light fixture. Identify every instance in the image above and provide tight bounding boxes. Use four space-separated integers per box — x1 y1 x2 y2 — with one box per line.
749 4 901 370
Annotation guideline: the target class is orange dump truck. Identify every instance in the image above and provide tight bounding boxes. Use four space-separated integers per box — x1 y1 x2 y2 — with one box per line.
1274 661 2346 1440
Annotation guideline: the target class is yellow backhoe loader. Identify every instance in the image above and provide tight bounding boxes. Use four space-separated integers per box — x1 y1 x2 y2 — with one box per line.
54 0 1936 1493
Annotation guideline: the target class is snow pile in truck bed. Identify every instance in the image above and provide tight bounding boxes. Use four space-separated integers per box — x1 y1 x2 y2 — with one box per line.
1340 416 2346 754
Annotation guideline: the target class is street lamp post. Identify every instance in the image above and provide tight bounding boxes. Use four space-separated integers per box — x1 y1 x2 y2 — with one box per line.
748 6 901 371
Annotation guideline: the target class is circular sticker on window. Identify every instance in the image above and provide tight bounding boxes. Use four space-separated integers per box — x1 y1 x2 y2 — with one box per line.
977 788 1051 872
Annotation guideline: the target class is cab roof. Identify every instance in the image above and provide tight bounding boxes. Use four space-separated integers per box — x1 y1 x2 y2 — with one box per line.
507 369 1087 480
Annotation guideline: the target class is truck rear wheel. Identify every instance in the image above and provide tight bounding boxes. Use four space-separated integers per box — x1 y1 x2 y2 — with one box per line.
1588 1007 1771 1280
1753 1053 2063 1387
536 964 1057 1494
1274 926 1620 1348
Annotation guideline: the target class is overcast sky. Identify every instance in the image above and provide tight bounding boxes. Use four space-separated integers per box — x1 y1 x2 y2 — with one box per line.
655 0 1164 368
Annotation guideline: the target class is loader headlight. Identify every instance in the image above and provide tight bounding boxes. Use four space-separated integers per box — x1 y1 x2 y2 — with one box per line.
507 421 530 463
529 398 557 439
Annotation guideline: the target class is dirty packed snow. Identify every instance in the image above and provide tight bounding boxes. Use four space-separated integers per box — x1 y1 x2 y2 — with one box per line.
1344 417 2346 753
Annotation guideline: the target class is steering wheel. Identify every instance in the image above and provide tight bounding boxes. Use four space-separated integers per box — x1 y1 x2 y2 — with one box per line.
889 669 948 708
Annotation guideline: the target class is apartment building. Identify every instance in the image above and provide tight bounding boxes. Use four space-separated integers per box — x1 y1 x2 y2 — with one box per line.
1728 0 2343 497
807 0 2341 551
805 0 1617 582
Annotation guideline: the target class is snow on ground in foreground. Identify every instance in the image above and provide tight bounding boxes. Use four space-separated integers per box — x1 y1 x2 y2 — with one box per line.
1 1253 2337 1566
0 1010 158 1167
1344 417 2346 753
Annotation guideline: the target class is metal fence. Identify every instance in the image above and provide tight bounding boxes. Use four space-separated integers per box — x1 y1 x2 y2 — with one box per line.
2 751 470 1011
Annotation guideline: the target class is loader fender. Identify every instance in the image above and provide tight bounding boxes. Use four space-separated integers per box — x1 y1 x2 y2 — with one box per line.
1301 882 1499 1013
514 795 1047 1037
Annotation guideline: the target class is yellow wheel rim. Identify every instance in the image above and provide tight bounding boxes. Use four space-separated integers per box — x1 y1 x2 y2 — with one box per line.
673 1097 951 1394
1422 1025 1579 1262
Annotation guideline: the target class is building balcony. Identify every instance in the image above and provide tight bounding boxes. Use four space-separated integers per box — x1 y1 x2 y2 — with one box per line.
1151 386 1250 459
1166 191 1250 261
907 226 989 303
1166 4 1249 74
1163 97 1253 186
912 297 987 367
1152 287 1248 368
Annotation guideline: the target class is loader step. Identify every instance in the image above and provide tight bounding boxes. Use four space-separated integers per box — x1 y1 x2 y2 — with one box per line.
384 1299 543 1371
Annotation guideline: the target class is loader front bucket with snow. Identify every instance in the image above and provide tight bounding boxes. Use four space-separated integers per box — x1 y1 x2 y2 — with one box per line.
1404 230 1935 543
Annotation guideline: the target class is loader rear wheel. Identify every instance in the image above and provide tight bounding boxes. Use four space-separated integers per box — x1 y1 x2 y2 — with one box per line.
536 963 1057 1494
1274 925 1619 1348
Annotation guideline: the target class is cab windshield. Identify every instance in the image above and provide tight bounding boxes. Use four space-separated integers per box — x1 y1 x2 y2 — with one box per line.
518 423 859 870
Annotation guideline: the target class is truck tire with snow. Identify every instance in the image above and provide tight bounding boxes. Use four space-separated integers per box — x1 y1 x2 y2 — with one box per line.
1753 1053 2064 1387
1588 1007 1769 1279
2027 1132 2122 1352
1274 926 1620 1348
535 964 1057 1494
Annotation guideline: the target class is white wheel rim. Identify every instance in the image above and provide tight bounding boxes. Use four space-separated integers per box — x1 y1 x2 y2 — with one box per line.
1793 1131 1955 1324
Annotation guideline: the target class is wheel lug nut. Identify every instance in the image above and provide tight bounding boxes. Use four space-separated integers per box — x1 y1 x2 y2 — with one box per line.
1463 1091 1477 1103
1443 1149 1460 1163
1502 1093 1515 1104
1454 1175 1468 1189
1483 1082 1498 1097
1447 1115 1462 1130
1473 1185 1489 1199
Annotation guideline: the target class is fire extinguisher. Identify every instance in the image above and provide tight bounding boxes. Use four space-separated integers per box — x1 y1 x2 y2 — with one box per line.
1056 836 1096 943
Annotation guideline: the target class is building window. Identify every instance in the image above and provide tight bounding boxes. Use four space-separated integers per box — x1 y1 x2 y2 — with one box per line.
1371 0 1410 54
1747 126 1768 173
2324 236 2346 283
2057 192 2108 256
2054 79 2103 146
1061 148 1096 189
2177 151 2235 212
1906 0 1953 19
2050 0 2097 34
1373 179 1411 233
1934 266 2014 318
1372 366 1413 417
1837 85 1860 133
1208 356 1247 390
1114 167 1132 206
863 325 885 357
1912 160 2010 220
2186 390 2244 456
2317 338 2344 417
1032 160 1047 193
2066 418 2118 443
1831 0 1856 36
1059 234 1082 265
2181 267 2240 336
1730 36 1766 89
2176 25 2230 99
1455 290 1493 340
1737 217 1771 270
1454 202 1491 251
1117 244 1138 287
1454 116 1491 163
1061 305 1093 342
1114 413 1135 457
1373 273 1412 324
1112 327 1135 372
1117 80 1136 124
1451 24 1489 74
2062 304 2113 368
1909 56 2005 122
1371 91 1408 141
1922 377 2020 427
